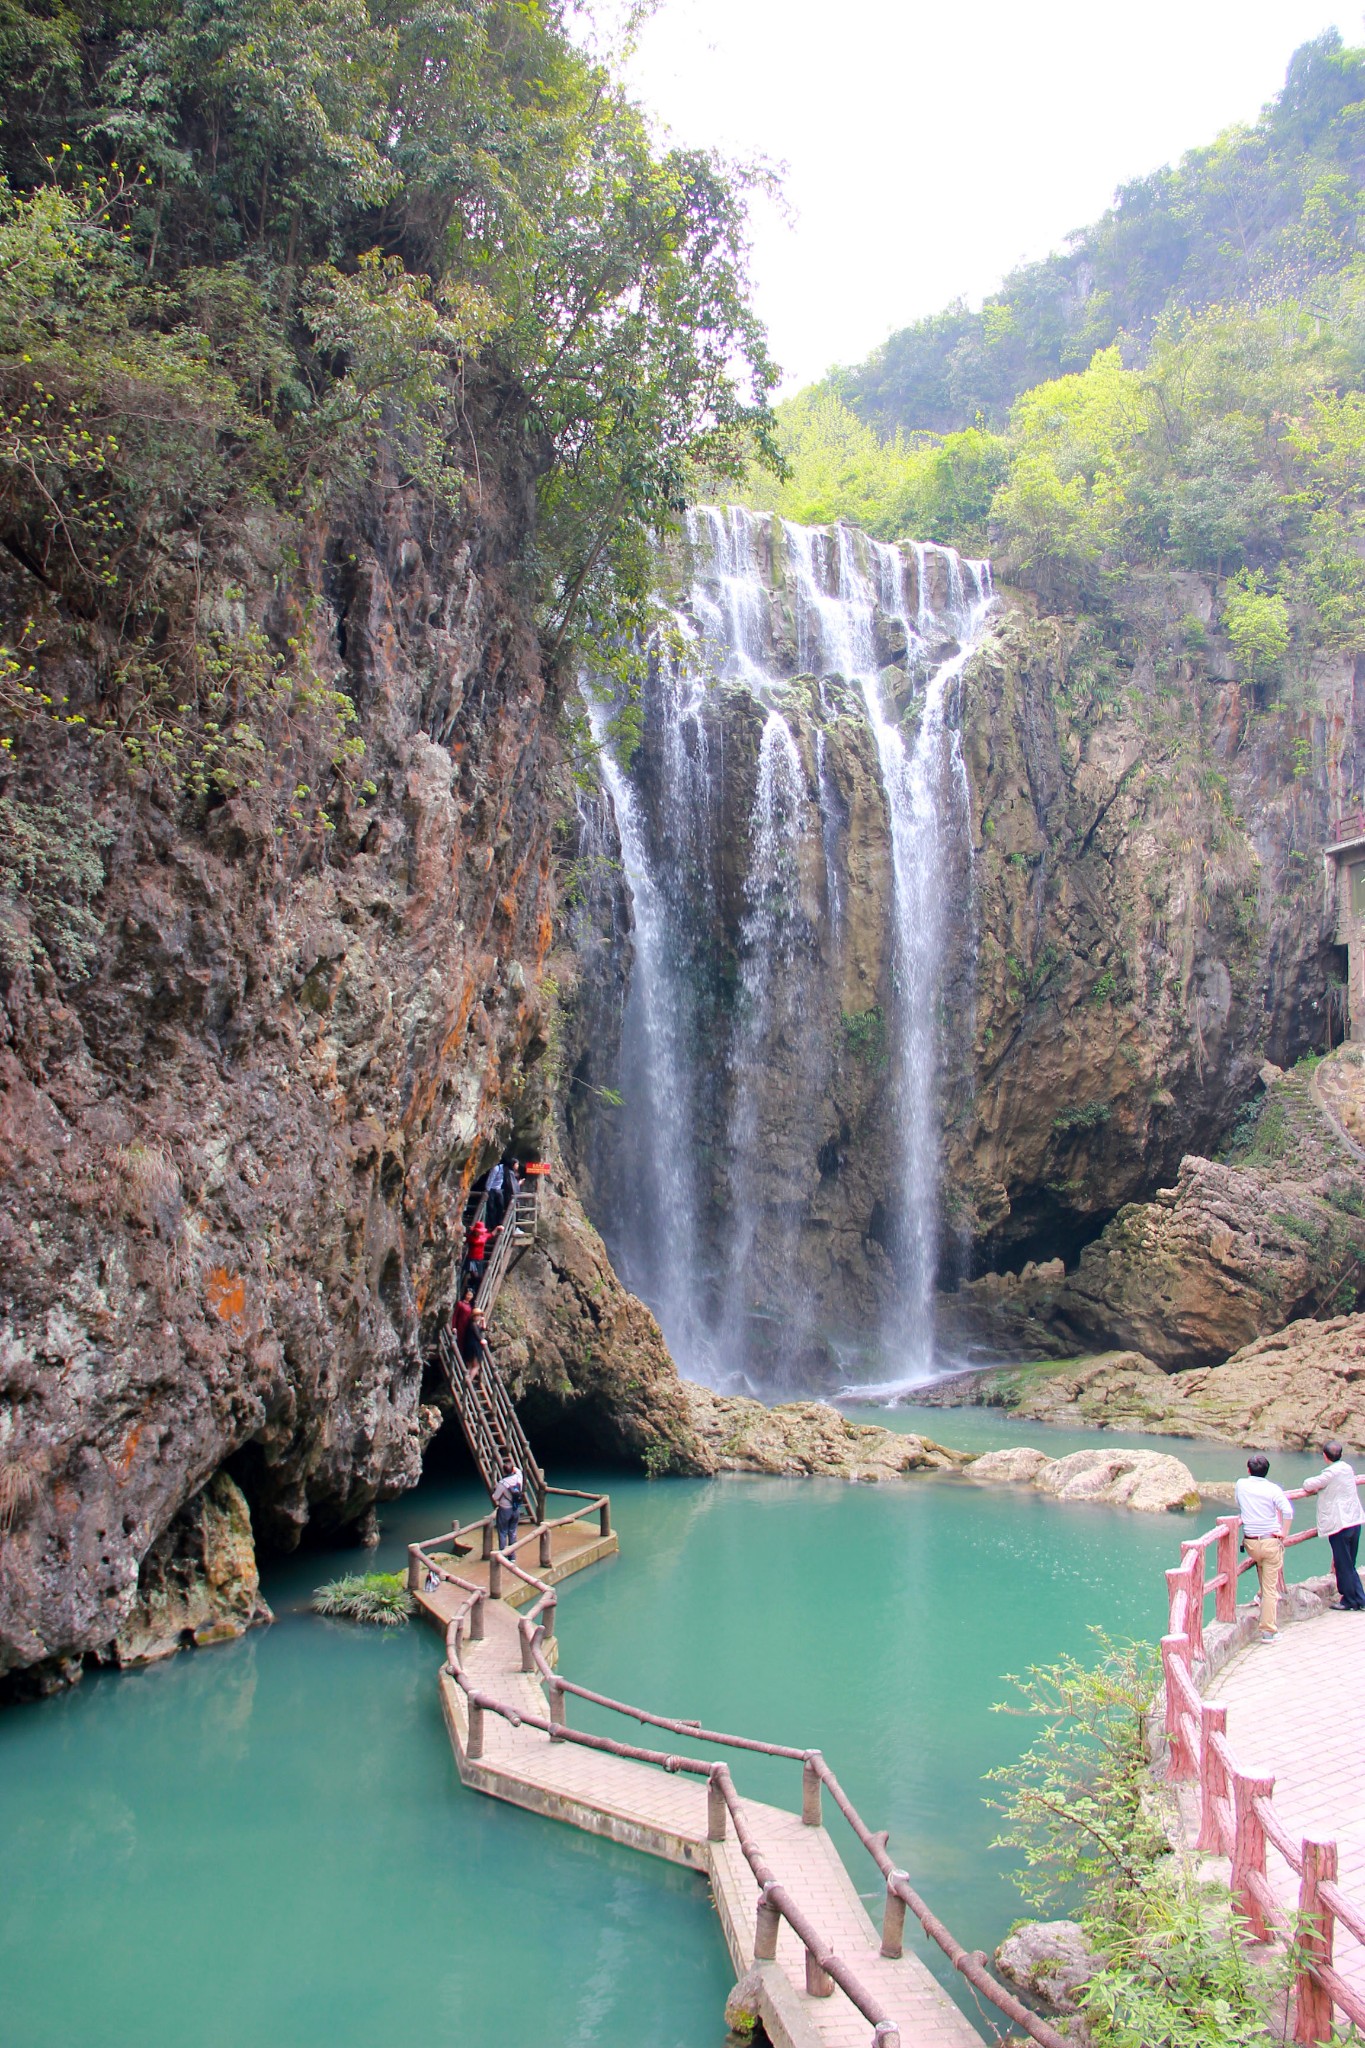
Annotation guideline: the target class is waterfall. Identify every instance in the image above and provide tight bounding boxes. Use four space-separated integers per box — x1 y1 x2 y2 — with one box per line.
585 686 711 1373
581 508 993 1393
720 709 818 1369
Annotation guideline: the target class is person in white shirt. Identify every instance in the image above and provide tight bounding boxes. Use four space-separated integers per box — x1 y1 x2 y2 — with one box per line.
1234 1454 1294 1641
1301 1440 1365 1612
492 1465 524 1556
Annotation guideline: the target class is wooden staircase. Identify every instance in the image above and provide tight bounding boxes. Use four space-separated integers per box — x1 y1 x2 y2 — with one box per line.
437 1179 547 1525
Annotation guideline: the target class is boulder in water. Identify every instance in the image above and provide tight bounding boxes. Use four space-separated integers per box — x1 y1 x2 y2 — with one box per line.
967 1444 1201 1512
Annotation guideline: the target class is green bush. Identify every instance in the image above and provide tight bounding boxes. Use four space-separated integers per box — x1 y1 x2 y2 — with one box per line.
987 1635 1282 2047
312 1572 413 1626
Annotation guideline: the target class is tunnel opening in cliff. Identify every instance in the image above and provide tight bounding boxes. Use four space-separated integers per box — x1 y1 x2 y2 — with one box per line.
968 1195 1118 1281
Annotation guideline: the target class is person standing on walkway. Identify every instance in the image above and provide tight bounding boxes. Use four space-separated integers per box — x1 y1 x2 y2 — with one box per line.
492 1465 524 1557
1301 1440 1365 1611
484 1161 506 1228
1235 1454 1294 1642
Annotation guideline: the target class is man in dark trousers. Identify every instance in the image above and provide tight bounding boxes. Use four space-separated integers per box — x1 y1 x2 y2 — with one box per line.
1302 1439 1365 1611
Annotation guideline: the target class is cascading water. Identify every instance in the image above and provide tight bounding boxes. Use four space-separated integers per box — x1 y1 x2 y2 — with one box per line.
581 507 993 1393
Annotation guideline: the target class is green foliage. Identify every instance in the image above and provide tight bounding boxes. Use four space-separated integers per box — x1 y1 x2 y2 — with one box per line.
1052 1100 1112 1136
743 35 1365 724
837 33 1365 438
312 1571 413 1625
733 386 1007 551
988 1636 1280 2047
0 0 776 836
987 1634 1165 1915
842 1005 888 1071
1221 571 1290 683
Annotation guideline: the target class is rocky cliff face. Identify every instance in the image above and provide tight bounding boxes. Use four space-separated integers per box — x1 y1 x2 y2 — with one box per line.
565 516 1348 1378
0 438 699 1693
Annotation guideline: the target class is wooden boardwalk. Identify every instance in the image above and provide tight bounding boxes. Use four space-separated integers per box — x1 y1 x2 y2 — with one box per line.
415 1552 982 2048
1200 1610 1365 2010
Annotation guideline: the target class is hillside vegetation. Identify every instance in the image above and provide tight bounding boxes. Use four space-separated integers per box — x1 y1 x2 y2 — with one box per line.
0 0 775 938
739 33 1365 722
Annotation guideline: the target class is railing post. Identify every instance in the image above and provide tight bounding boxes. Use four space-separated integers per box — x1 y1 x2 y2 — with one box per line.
407 1545 423 1594
873 2027 901 2048
1215 1518 1240 1623
1196 1705 1228 1852
488 1551 502 1600
1231 1769 1276 1941
481 1521 495 1561
707 1775 728 1842
467 1699 485 1762
804 1950 834 1998
1161 1636 1195 1780
881 1875 909 1959
539 1528 553 1569
1181 1541 1206 1660
550 1681 567 1729
1294 1838 1338 2045
753 1885 781 1962
469 1592 485 1643
541 1592 556 1644
599 1498 612 1540
519 1621 536 1674
802 1754 823 1827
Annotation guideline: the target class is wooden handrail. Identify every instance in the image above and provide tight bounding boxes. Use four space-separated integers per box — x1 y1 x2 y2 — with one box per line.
1159 1477 1365 2039
434 1532 1068 2048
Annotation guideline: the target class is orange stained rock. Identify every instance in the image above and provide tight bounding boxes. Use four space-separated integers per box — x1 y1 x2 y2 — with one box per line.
205 1268 247 1324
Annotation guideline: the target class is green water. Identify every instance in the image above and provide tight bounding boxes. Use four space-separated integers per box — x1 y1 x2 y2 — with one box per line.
0 1456 1332 2047
840 1398 1287 1484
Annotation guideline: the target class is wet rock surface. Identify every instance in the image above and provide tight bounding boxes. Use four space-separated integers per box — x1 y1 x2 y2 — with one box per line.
490 1171 712 1475
109 1471 272 1666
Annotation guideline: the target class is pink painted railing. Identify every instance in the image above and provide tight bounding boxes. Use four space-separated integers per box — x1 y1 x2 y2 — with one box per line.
1161 1479 1365 2040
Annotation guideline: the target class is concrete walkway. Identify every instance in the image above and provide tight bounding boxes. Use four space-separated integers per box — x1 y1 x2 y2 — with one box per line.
1203 1609 1365 2007
416 1553 981 2048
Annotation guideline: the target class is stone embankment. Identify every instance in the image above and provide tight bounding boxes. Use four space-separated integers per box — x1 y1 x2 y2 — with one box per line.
683 1386 1204 1511
923 1313 1365 1454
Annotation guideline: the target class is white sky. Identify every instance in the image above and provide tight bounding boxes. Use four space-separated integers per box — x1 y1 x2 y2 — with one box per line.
621 0 1364 393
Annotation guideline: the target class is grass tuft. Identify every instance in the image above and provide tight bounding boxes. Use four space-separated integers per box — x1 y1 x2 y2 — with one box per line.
312 1572 414 1627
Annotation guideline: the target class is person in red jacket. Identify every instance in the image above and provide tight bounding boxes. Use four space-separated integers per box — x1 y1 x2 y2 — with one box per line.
463 1214 500 1291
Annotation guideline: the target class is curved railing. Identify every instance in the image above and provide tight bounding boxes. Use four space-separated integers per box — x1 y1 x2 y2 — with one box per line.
1161 1477 1365 2041
432 1533 1069 2048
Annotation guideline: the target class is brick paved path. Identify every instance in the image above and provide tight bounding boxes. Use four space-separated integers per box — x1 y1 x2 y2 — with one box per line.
1204 1611 1365 2008
417 1564 981 2048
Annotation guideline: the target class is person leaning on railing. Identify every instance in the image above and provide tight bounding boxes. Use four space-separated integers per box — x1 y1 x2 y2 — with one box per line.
1301 1439 1365 1612
1234 1453 1293 1643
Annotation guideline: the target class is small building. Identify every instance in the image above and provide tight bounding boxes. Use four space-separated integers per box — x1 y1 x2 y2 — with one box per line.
1324 810 1365 1040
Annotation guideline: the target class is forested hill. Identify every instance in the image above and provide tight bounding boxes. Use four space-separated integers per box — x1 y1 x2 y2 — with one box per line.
739 32 1365 696
837 32 1365 437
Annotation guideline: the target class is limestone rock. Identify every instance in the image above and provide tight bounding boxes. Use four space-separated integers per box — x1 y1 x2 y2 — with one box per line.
1035 1449 1201 1512
935 1316 1365 1454
683 1385 970 1480
494 1172 713 1476
994 1918 1098 2018
110 1472 272 1666
968 1446 1052 1485
941 1056 1365 1372
0 444 642 1690
967 1445 1200 1512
